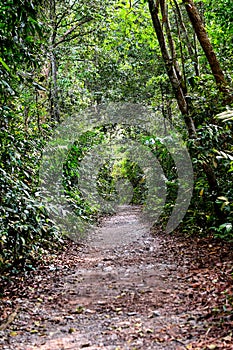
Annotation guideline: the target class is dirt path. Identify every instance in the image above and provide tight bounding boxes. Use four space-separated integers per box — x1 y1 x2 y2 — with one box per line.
0 205 233 349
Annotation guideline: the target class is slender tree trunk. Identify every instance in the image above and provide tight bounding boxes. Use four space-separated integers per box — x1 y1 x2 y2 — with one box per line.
172 0 199 77
148 0 196 138
50 50 60 123
182 0 230 96
49 0 60 123
193 33 199 77
160 0 184 89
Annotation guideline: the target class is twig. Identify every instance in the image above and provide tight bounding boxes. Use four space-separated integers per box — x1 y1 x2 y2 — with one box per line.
0 307 20 331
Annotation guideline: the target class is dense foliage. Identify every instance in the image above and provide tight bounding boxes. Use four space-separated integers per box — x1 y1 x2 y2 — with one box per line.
0 0 233 273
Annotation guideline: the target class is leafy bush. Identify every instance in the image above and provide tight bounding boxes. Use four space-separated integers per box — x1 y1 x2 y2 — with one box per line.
0 168 60 272
0 125 60 272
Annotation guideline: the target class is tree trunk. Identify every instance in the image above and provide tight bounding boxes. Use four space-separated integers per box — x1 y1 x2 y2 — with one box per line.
172 0 199 77
48 0 60 123
160 0 184 88
182 0 230 97
50 50 60 123
148 0 196 138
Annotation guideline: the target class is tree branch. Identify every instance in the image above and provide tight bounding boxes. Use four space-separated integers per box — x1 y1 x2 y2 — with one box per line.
52 17 93 48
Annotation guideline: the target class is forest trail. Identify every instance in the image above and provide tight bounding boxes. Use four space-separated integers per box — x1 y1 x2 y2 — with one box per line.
0 205 233 349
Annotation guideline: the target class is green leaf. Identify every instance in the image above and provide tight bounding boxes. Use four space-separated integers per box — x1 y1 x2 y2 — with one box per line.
0 57 11 72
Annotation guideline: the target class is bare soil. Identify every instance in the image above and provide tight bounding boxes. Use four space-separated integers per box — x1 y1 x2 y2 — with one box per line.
0 205 233 349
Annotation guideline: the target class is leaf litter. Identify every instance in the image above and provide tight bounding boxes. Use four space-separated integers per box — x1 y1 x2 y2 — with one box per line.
0 205 232 349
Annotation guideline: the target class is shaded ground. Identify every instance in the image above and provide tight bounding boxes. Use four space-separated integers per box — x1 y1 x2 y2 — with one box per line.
0 205 233 349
